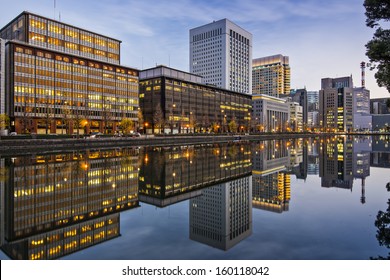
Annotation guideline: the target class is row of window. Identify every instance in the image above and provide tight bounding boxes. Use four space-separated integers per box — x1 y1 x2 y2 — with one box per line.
29 18 120 50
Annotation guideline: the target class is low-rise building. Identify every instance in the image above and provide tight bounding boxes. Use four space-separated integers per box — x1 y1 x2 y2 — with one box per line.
139 65 252 134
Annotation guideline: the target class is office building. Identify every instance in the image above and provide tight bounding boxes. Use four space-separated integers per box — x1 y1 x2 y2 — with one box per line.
319 76 354 132
289 88 308 127
139 65 252 134
287 100 303 132
306 90 319 128
189 19 252 94
353 87 371 131
252 54 290 97
370 98 390 115
0 11 139 134
252 94 289 132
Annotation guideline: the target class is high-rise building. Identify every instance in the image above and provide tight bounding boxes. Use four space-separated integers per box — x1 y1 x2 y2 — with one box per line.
353 87 371 131
319 76 353 132
0 11 139 134
289 88 308 127
189 19 252 94
307 91 319 128
252 54 290 97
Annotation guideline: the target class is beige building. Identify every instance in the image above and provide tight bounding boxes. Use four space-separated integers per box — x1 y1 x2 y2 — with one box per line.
0 11 139 135
252 54 290 97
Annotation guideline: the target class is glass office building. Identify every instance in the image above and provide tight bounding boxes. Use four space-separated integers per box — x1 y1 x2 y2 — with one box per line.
139 66 252 134
0 11 139 134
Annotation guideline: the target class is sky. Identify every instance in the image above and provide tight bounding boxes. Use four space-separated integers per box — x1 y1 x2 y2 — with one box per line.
0 0 388 98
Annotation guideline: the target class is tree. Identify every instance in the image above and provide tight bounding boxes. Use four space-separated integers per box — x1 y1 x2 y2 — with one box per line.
387 98 390 111
137 109 144 132
43 95 53 134
153 105 164 134
228 119 237 133
364 0 390 93
0 114 9 131
372 198 390 259
120 118 134 134
102 102 113 134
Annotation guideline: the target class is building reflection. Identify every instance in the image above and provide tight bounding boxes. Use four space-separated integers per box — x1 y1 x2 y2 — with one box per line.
371 135 390 168
353 136 372 204
0 148 140 259
189 175 252 250
138 143 252 207
319 136 354 189
252 140 292 213
308 139 320 175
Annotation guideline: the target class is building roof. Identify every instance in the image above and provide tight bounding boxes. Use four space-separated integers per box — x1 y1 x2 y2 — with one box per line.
0 11 122 43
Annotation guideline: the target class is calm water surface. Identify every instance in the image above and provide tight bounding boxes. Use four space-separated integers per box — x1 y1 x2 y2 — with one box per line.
1 136 389 260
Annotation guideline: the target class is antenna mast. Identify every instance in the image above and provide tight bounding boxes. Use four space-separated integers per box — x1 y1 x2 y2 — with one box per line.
360 61 366 88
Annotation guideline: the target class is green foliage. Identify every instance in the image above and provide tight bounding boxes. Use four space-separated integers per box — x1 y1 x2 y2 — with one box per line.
372 198 390 259
364 0 390 93
0 114 10 130
120 118 134 134
364 0 390 28
228 119 237 133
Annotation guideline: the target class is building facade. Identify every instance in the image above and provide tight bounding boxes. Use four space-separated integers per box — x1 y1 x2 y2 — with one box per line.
319 76 354 132
252 54 290 97
189 19 252 94
307 91 319 128
289 88 307 128
139 65 252 134
252 94 289 132
370 98 390 115
0 11 139 134
287 100 303 132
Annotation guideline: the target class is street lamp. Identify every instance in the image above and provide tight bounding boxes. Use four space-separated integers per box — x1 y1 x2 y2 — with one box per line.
145 122 149 138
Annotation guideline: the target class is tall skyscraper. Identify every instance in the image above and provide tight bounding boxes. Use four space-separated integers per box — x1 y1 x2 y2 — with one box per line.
353 86 371 131
319 76 353 132
252 54 290 97
189 19 252 94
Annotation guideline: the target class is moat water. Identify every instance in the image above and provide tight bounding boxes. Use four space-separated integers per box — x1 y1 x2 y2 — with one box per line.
1 135 389 260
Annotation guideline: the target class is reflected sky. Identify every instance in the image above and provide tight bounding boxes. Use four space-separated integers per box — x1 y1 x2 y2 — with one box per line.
1 136 389 260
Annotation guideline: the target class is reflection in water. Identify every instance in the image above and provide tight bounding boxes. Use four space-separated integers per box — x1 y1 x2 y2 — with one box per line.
138 144 252 207
0 149 140 259
0 135 389 259
190 176 252 250
252 139 292 213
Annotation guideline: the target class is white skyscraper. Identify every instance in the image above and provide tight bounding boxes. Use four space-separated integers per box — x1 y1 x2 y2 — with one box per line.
189 19 252 94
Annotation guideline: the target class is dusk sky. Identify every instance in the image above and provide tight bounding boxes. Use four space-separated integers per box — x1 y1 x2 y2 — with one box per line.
0 0 388 97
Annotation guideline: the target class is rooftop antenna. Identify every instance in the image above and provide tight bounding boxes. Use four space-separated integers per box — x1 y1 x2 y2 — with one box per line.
54 0 56 20
361 62 366 88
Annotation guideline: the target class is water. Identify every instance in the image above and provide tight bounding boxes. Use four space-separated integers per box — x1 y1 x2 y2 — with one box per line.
0 136 389 260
